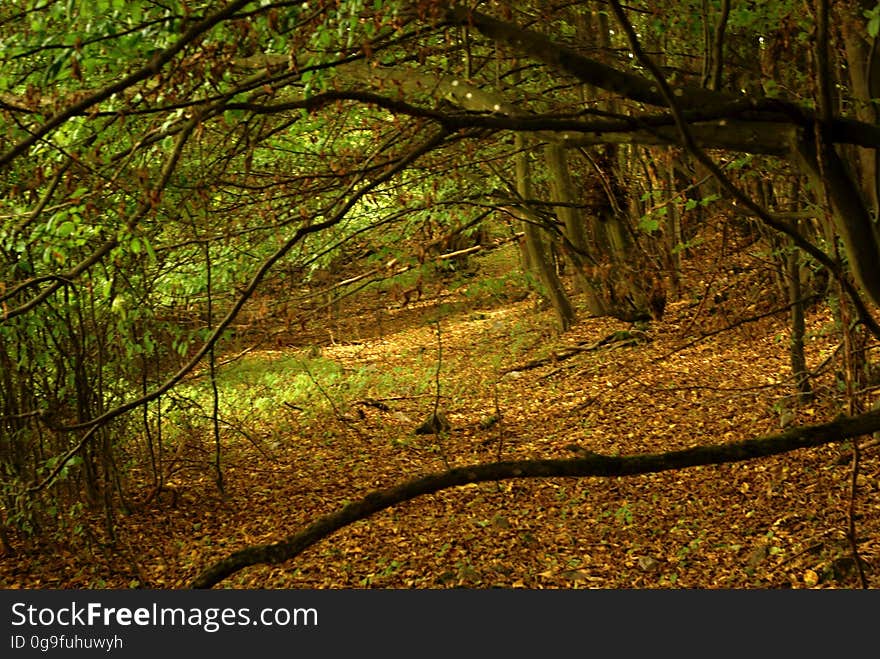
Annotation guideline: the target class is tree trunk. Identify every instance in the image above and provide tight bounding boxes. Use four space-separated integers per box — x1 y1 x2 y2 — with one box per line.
515 134 575 332
838 0 880 219
787 221 812 402
544 142 606 314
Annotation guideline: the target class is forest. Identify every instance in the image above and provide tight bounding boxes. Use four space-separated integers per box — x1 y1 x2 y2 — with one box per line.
2 0 880 590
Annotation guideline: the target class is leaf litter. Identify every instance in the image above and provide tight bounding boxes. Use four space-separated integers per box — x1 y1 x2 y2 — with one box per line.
2 246 879 590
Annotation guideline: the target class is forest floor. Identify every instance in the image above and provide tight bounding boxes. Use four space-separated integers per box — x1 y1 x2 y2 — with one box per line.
3 237 880 589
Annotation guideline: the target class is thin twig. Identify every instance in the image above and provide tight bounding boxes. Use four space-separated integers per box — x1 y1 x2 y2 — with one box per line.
847 437 870 587
431 320 451 470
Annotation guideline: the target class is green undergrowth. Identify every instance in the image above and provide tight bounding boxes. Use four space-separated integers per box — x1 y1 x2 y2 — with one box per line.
156 244 539 453
159 350 439 448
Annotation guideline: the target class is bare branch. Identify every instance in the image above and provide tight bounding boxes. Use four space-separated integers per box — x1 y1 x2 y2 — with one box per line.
191 407 880 588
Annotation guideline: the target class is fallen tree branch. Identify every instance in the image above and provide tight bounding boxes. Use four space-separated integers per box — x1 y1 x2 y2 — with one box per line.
189 407 880 588
500 330 649 374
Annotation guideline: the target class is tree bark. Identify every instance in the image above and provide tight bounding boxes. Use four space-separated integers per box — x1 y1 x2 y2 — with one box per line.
838 0 880 218
544 143 606 314
787 223 812 401
515 134 575 332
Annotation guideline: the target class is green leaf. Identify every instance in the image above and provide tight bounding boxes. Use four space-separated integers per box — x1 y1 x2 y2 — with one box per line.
639 216 660 232
56 221 77 237
142 237 157 263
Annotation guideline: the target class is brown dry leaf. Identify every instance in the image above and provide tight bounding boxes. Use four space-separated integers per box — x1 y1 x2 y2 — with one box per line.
3 237 877 591
803 569 820 587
